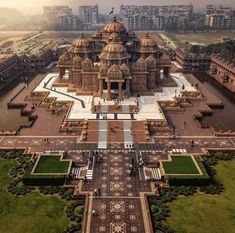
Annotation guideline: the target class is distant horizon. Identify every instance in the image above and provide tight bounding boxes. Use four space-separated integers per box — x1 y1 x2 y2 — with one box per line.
0 0 235 15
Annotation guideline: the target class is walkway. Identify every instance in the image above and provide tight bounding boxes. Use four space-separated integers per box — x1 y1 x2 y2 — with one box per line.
124 120 133 148
98 120 107 149
100 105 108 113
122 105 130 113
82 150 150 233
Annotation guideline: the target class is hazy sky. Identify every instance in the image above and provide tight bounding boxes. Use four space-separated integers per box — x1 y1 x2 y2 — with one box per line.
1 0 235 14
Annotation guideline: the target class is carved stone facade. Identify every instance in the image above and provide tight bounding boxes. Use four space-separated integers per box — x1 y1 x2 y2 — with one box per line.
57 16 171 100
209 55 235 92
175 49 211 72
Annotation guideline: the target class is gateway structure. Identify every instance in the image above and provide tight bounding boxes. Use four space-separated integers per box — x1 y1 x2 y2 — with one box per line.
57 15 171 100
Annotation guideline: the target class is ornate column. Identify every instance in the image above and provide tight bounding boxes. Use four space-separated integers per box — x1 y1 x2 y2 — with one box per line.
118 82 123 100
107 82 111 100
126 79 131 97
167 67 171 78
59 68 63 79
98 79 103 97
164 67 170 78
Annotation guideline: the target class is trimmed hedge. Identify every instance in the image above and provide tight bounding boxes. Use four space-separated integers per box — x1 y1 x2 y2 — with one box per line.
23 165 66 186
168 176 212 186
23 175 65 186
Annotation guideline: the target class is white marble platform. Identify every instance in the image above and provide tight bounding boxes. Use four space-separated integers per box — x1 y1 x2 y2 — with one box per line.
32 72 198 121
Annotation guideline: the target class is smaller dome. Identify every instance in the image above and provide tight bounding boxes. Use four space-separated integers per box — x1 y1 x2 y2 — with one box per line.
73 56 82 69
137 57 147 65
73 32 91 47
70 32 92 54
120 63 130 77
140 32 156 47
136 57 147 70
59 52 70 63
120 63 129 71
99 41 130 61
100 63 108 77
82 57 93 70
140 32 159 53
145 55 156 66
92 31 102 38
107 64 122 80
160 52 170 61
100 63 108 71
108 32 121 42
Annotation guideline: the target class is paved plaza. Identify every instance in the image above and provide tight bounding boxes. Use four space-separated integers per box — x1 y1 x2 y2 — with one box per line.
1 69 235 232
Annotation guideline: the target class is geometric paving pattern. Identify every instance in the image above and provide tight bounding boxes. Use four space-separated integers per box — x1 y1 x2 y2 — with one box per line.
110 201 125 213
110 182 124 191
110 167 123 175
110 155 122 162
110 223 126 233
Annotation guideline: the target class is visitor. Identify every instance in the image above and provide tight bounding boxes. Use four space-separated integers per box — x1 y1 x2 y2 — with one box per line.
191 140 195 147
98 188 101 196
94 189 97 197
92 209 96 216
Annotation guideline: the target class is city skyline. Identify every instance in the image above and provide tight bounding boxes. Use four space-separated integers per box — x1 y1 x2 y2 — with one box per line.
1 0 235 14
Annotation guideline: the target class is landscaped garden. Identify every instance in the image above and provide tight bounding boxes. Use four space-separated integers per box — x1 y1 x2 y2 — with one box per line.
166 154 235 233
0 150 85 233
34 155 70 174
162 155 200 175
149 151 235 233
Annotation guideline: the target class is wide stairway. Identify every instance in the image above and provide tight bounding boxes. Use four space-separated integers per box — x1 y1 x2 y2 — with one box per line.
123 120 133 148
98 120 107 149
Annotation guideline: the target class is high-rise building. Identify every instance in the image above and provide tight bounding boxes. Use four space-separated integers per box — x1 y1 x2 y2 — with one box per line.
43 6 72 25
205 5 235 29
78 5 99 26
119 4 193 30
157 4 193 29
60 15 82 30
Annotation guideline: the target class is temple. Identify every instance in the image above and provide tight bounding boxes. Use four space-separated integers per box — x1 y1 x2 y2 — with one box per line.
57 15 171 100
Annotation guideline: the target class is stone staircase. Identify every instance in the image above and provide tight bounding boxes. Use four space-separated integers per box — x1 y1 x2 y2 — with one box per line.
123 120 133 148
98 120 107 149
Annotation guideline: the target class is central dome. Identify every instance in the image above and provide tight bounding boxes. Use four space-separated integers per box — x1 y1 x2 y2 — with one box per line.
103 15 127 35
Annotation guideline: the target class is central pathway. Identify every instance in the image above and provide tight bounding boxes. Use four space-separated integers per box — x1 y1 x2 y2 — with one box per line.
82 150 151 233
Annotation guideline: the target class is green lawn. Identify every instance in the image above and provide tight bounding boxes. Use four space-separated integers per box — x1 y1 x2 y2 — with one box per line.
165 32 235 48
34 155 69 174
166 159 235 233
0 159 69 233
163 156 199 175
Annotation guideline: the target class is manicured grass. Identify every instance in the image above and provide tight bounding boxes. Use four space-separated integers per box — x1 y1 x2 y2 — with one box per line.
0 159 69 233
34 155 69 174
166 159 235 233
163 156 199 175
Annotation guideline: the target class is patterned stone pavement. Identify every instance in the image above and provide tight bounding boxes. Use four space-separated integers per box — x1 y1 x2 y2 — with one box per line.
1 135 235 233
0 136 235 153
82 150 150 233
